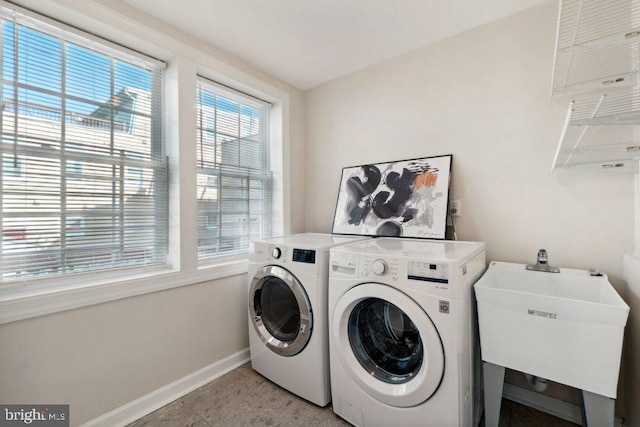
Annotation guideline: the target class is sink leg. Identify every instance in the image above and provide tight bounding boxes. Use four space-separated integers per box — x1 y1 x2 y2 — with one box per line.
579 390 615 427
483 362 505 427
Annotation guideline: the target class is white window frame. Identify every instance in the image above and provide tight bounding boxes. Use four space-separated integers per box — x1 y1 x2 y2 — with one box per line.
0 4 168 287
196 76 273 264
0 0 290 325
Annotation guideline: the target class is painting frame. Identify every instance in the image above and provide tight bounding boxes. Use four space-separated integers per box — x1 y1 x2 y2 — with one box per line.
331 154 453 240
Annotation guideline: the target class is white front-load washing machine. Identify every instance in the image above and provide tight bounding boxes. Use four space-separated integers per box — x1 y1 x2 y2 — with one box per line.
248 233 370 406
329 238 486 426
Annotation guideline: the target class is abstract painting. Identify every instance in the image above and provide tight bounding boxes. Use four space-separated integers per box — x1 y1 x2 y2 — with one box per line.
331 155 452 239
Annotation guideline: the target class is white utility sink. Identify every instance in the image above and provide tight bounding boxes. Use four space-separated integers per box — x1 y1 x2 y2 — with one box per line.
475 261 629 398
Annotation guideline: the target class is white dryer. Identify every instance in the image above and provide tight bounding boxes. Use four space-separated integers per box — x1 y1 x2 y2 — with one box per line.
248 233 369 406
329 238 486 426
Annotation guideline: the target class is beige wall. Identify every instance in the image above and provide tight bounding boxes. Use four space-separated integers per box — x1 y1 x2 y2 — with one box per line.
0 275 248 425
288 89 306 234
304 0 634 417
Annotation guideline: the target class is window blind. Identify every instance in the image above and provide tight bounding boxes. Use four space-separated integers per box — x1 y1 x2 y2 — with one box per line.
0 8 167 282
196 76 271 261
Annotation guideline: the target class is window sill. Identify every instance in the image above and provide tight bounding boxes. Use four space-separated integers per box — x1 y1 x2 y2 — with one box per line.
0 258 249 325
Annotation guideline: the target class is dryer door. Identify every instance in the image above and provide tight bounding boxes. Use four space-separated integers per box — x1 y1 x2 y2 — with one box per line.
332 283 444 407
250 265 312 357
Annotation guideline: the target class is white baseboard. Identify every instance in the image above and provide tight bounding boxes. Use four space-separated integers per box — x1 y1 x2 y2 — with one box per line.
82 348 250 427
503 384 624 427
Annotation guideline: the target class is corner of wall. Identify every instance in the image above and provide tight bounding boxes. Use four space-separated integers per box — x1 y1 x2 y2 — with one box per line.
623 255 640 427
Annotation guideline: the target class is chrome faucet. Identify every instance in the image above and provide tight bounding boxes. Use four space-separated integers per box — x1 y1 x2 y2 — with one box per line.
525 249 560 273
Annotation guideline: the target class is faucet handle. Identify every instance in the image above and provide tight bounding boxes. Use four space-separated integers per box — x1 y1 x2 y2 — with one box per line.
526 249 559 273
537 249 548 264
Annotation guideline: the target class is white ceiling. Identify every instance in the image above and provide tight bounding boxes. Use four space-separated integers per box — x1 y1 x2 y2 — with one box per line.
121 0 550 90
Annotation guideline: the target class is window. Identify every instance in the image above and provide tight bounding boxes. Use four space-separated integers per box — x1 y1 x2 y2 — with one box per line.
196 77 272 261
2 154 22 177
0 9 167 282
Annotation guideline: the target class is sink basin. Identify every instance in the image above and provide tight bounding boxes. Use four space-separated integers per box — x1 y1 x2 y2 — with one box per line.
475 261 629 398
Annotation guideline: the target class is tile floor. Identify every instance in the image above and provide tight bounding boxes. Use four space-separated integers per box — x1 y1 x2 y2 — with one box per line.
128 363 579 426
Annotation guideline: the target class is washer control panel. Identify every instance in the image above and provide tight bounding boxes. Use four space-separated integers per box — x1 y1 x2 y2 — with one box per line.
269 246 317 264
269 245 288 264
361 255 398 281
292 248 316 264
407 261 449 284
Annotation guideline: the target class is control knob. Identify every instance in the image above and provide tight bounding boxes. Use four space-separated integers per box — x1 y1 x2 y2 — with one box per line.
272 247 282 259
371 259 388 276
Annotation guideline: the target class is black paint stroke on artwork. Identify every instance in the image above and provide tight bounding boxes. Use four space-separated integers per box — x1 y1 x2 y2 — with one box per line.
344 165 381 225
405 159 438 174
376 220 403 236
371 168 415 221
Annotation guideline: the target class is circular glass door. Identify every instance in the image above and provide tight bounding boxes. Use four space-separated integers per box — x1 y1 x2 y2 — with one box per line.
332 283 444 407
349 298 423 384
250 265 312 356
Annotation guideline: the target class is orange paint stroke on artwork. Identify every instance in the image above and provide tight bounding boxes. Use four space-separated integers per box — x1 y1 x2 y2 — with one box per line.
414 172 437 189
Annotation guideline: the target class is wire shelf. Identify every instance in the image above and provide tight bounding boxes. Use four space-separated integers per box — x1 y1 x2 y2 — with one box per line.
552 88 640 171
552 0 640 95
